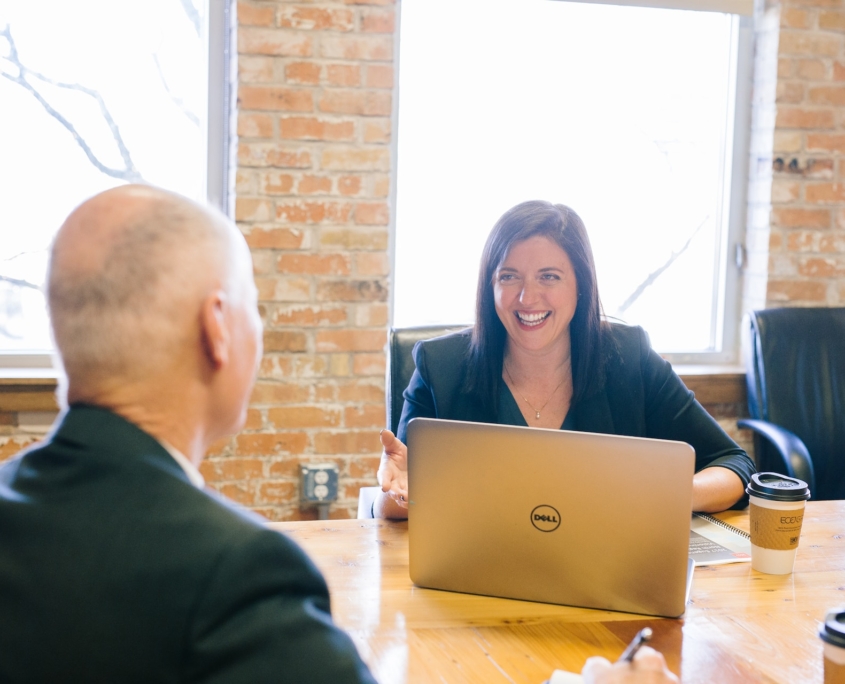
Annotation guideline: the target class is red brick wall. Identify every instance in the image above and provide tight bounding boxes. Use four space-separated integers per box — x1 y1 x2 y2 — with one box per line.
208 0 395 520
756 0 845 308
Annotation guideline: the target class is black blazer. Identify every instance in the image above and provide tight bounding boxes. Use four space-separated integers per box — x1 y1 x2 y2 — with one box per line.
0 405 376 684
398 324 755 488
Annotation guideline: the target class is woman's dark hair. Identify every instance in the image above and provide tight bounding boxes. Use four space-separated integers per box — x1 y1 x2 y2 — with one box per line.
466 200 608 411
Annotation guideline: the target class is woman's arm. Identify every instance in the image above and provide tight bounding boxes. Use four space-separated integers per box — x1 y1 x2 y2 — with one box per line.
636 328 754 511
691 466 745 513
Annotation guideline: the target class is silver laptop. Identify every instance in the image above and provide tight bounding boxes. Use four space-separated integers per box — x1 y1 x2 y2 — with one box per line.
407 418 695 618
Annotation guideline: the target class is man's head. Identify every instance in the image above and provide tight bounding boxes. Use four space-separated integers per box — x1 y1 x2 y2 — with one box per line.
48 184 262 440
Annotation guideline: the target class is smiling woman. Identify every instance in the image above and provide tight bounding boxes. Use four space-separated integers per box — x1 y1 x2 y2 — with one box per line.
374 200 755 520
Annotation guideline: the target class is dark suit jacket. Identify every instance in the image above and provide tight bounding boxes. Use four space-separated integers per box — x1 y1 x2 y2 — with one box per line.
397 324 755 489
0 405 377 684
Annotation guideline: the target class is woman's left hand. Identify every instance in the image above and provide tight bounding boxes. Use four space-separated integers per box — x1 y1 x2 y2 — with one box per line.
691 466 745 513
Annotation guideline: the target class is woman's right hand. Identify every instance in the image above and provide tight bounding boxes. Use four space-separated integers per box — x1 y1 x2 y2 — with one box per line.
377 429 409 510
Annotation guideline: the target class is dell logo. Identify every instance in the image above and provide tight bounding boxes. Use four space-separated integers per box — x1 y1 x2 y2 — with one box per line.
531 505 561 532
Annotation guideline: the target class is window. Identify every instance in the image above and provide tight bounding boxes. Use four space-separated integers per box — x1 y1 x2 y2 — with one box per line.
0 0 231 367
393 0 752 363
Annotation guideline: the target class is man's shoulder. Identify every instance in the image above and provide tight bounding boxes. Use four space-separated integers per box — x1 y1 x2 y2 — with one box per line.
0 427 343 682
1 406 302 567
189 488 296 552
179 488 322 586
125 463 306 568
9 419 321 599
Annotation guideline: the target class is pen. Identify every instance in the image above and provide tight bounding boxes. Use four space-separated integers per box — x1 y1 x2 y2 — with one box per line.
616 626 653 663
541 626 655 683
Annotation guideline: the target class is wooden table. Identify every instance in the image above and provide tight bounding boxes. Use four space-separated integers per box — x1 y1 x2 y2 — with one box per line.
269 501 845 683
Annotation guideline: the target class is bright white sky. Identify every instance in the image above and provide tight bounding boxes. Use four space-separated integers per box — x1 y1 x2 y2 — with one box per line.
0 0 206 351
394 0 736 353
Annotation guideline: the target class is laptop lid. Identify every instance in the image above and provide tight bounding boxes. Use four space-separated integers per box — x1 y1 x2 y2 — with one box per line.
407 418 695 618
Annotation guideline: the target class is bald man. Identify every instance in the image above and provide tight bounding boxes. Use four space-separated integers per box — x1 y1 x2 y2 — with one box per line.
0 186 377 683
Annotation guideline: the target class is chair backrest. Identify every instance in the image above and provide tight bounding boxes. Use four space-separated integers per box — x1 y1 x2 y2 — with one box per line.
386 325 470 434
743 307 845 499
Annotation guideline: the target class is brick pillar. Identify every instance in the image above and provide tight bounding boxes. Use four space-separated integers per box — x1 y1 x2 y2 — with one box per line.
766 0 845 307
202 0 395 520
743 1 781 315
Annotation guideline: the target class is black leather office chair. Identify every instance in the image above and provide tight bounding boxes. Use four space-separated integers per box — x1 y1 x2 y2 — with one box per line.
386 325 470 434
737 307 845 500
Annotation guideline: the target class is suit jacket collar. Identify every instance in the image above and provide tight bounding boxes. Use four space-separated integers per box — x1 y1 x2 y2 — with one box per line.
52 404 193 487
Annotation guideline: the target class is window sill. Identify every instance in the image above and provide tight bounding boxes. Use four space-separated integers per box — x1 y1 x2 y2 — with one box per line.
0 366 748 413
674 365 746 406
0 372 60 412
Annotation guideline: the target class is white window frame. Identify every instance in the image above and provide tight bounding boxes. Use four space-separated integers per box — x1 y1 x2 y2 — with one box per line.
0 0 234 373
389 0 755 366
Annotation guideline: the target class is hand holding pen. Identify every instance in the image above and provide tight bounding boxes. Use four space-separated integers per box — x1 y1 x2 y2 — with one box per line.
617 627 653 663
580 627 679 684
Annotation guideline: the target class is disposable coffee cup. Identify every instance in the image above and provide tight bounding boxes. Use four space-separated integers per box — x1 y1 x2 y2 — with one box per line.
819 609 845 684
746 472 810 574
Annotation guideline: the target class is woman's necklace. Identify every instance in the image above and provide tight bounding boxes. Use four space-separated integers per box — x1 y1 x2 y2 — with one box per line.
504 364 568 420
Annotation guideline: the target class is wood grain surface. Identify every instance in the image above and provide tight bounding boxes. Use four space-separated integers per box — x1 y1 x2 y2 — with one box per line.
269 501 845 683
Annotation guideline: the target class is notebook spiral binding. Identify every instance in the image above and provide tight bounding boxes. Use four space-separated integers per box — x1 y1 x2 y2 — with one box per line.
693 512 751 540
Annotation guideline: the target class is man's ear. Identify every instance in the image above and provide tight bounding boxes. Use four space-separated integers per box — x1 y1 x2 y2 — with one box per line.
200 290 229 369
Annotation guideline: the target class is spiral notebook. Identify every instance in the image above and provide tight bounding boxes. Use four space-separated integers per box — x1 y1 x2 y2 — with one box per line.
690 513 751 566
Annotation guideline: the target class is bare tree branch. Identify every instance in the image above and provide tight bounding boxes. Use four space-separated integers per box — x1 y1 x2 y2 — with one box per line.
179 0 202 37
0 281 28 340
0 25 144 183
0 323 24 340
153 52 200 127
615 215 709 316
2 248 45 264
0 275 41 291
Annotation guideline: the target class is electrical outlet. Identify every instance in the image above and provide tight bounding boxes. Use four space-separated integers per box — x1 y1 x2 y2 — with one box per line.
300 463 339 503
